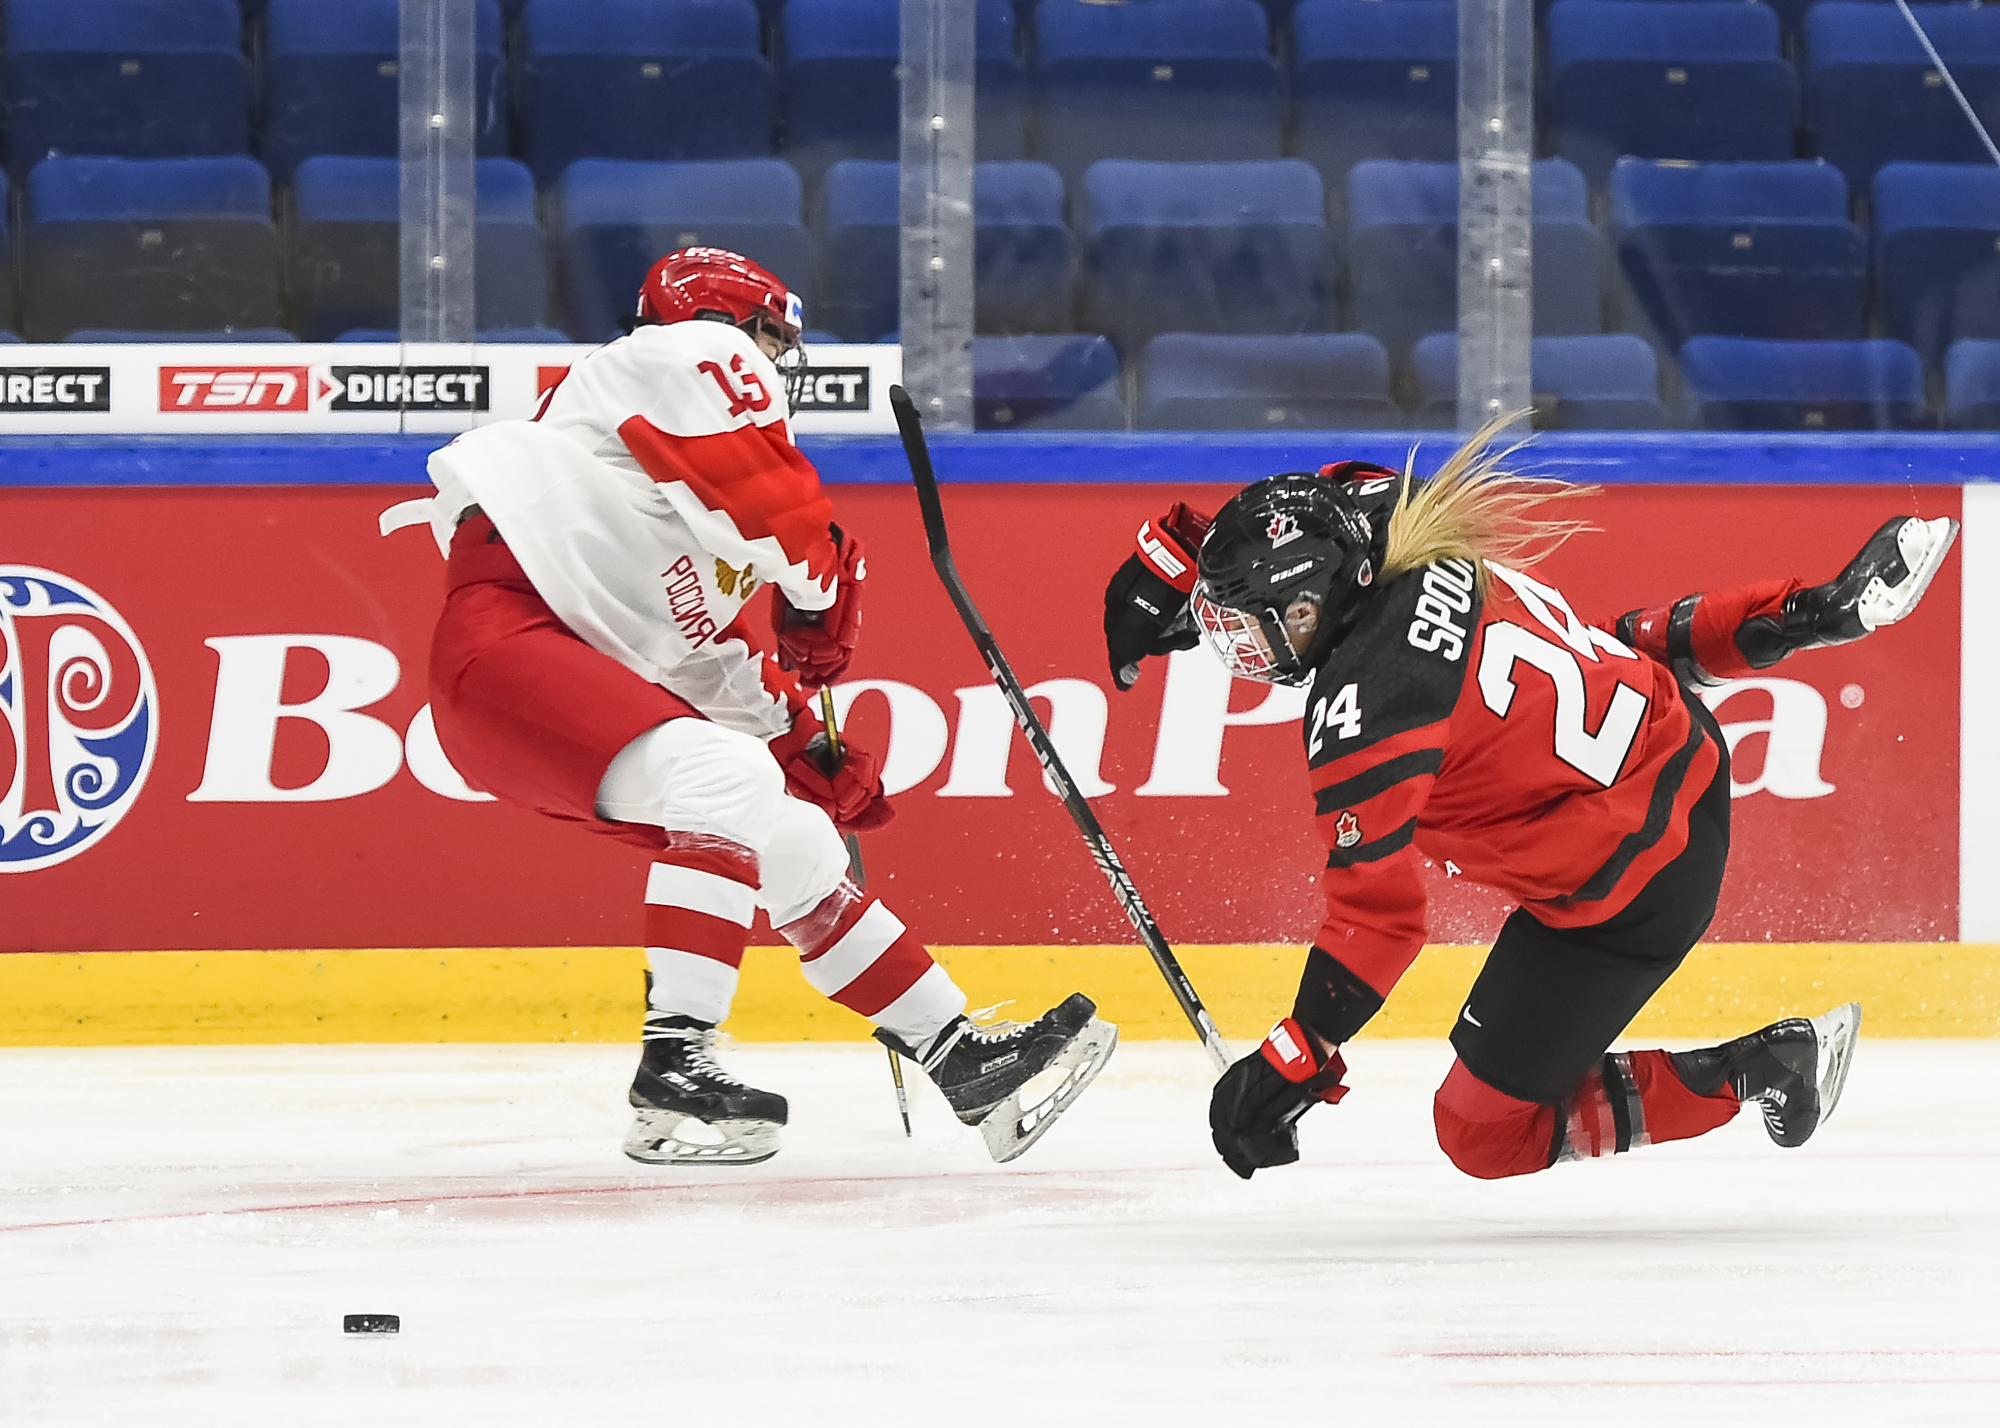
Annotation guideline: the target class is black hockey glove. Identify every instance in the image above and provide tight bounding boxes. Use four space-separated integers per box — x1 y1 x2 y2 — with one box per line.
1209 1018 1349 1180
1103 502 1211 691
1104 557 1198 690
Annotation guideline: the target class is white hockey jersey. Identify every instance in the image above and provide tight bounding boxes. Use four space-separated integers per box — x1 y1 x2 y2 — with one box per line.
401 321 839 739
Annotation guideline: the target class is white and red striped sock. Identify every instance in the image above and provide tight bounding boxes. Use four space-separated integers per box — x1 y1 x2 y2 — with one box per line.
778 879 965 1048
643 836 759 1026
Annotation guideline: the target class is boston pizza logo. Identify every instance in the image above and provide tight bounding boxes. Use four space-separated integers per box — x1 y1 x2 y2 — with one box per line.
0 569 158 872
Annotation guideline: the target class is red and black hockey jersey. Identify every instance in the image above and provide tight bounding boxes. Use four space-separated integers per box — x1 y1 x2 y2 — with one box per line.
1302 555 1724 1014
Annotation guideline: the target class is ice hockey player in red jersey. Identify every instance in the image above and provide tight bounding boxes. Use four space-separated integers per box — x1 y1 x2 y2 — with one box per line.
1101 420 1956 1181
391 248 1115 1166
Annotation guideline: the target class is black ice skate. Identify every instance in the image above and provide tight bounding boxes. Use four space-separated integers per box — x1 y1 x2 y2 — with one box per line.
878 993 1117 1164
1738 516 1959 668
624 1015 789 1166
1672 1003 1862 1148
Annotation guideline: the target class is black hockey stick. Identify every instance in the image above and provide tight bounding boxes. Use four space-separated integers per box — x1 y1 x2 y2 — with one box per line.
889 385 1231 1073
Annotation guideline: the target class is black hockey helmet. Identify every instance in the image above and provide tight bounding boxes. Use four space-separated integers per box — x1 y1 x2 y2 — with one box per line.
1192 465 1395 685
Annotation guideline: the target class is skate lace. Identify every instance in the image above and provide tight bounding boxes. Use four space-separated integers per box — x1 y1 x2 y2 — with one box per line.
649 1024 748 1087
961 1002 1028 1045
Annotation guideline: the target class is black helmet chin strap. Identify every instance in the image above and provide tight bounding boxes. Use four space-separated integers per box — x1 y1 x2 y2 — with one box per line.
1254 603 1306 685
1298 561 1380 673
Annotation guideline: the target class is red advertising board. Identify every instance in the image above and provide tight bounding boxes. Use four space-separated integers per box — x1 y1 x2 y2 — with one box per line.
0 482 1962 952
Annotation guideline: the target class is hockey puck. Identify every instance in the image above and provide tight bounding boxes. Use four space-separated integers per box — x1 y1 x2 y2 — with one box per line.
342 1314 400 1335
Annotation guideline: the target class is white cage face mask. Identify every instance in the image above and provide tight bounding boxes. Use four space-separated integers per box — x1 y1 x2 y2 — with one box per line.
1192 583 1284 683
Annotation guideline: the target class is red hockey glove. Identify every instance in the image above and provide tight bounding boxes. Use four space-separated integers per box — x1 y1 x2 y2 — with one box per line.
773 526 866 689
1103 502 1211 691
769 711 894 834
1208 1018 1349 1180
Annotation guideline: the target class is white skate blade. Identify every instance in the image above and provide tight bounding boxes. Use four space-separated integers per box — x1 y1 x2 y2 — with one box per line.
1809 1002 1862 1134
623 1107 781 1167
1859 517 1958 630
977 1017 1118 1165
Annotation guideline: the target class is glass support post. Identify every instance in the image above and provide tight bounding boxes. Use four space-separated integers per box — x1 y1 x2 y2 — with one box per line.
1456 0 1534 432
899 0 976 431
399 0 477 348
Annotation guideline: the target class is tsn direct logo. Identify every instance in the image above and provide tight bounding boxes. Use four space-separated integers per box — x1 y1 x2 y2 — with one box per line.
162 367 309 412
159 365 491 414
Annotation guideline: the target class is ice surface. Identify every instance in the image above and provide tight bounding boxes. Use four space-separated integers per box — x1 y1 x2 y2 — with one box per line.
2 1040 1995 1425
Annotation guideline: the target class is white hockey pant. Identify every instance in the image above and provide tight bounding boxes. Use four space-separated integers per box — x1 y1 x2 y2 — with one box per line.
596 718 964 1044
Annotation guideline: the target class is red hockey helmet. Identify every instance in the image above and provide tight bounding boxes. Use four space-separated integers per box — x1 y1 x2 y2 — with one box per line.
636 247 804 348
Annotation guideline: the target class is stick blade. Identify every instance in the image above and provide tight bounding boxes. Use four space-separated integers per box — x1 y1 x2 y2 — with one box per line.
889 383 950 556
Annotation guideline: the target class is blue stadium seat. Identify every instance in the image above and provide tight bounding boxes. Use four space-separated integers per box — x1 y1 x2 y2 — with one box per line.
1140 333 1399 429
976 161 1075 334
1874 163 2000 370
556 158 812 340
976 334 1123 429
21 156 277 342
781 0 1025 183
63 328 296 342
1347 159 1601 361
1677 337 1929 429
1080 161 1330 353
517 0 771 184
287 158 547 342
1944 338 2000 427
819 161 899 342
1292 0 1456 186
262 0 507 181
1806 4 2000 190
3 0 249 179
1034 0 1280 186
1546 1 1797 187
1611 159 1866 351
1408 333 1669 429
333 327 574 343
815 160 1074 341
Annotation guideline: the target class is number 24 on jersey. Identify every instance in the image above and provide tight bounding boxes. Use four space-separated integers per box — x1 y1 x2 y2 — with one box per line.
1308 683 1362 756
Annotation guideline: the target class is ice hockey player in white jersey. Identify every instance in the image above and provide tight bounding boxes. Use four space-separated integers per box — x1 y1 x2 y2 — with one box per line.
395 248 1116 1165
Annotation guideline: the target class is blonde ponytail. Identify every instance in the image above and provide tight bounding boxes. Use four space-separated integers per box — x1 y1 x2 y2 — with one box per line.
1379 412 1597 595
